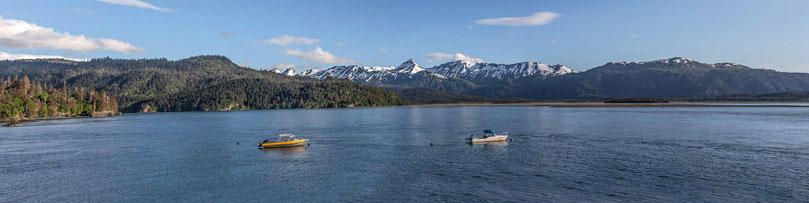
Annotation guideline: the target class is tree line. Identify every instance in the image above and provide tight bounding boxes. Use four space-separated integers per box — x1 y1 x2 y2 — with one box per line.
1 76 119 121
138 78 401 112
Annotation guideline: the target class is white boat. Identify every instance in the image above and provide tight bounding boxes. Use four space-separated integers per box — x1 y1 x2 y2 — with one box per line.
466 130 508 143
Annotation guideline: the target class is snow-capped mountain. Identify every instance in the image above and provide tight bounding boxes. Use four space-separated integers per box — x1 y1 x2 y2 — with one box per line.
281 68 297 76
301 59 472 92
428 60 574 82
286 59 573 92
393 59 427 74
306 65 393 82
299 59 571 83
306 59 447 84
607 57 698 66
601 57 752 71
479 56 809 99
269 68 302 76
299 69 320 76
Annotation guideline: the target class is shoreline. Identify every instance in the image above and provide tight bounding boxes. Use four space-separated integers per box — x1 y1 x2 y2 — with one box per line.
7 102 808 125
1 114 120 126
410 102 809 108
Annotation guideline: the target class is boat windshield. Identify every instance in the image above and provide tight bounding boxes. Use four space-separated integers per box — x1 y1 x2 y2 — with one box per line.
278 134 296 141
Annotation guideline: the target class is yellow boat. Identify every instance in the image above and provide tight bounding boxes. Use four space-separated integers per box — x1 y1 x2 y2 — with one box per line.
258 134 309 149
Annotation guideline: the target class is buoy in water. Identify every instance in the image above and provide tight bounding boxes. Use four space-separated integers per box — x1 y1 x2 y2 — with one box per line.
430 143 433 146
236 142 240 145
509 138 513 142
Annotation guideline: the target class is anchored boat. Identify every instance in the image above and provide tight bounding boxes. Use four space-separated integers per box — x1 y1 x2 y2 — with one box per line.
258 134 309 149
466 130 508 143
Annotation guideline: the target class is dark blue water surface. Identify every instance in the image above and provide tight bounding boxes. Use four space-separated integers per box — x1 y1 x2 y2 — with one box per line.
2 106 809 202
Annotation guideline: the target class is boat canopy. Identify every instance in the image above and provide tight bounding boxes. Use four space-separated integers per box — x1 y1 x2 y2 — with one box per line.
483 130 493 134
278 134 296 141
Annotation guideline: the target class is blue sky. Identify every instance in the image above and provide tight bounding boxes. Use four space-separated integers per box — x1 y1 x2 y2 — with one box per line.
1 0 808 72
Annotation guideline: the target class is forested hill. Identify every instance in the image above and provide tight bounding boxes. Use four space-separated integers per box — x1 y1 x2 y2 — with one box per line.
139 78 401 112
1 77 119 121
0 56 402 112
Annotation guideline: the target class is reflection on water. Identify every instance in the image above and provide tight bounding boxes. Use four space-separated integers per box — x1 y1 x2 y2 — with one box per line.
260 146 308 158
14 116 117 127
467 141 510 146
260 146 308 152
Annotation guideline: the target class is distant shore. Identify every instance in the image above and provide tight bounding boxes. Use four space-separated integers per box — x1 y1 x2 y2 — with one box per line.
1 112 120 127
5 102 807 126
411 102 809 108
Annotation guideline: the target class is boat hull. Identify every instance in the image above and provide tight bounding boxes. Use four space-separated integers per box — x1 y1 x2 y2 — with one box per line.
259 139 309 149
467 135 508 143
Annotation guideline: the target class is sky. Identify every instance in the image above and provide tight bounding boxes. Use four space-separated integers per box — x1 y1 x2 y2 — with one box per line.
1 0 808 72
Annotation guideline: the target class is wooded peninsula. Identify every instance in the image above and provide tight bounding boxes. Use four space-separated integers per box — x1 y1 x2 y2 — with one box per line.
1 76 119 122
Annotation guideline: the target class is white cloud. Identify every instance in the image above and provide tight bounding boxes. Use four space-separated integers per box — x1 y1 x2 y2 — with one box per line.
260 35 320 47
0 51 88 61
281 47 357 65
0 16 143 53
629 34 640 40
336 42 344 47
425 53 484 63
377 48 387 52
96 0 172 12
477 12 560 27
270 63 296 70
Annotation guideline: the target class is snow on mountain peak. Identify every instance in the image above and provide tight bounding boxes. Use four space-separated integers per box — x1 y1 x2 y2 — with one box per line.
446 60 478 67
282 68 297 76
300 69 320 76
428 60 572 81
552 65 575 74
289 58 571 84
606 57 700 67
394 59 425 74
647 57 697 64
666 57 695 64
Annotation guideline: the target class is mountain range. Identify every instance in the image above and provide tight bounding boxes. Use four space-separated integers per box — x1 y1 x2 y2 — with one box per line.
474 57 809 99
2 55 808 113
272 59 573 93
275 59 574 83
275 57 809 99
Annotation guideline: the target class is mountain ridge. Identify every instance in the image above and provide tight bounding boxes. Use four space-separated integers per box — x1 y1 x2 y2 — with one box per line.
472 57 809 99
0 55 403 112
3 55 808 106
294 59 574 83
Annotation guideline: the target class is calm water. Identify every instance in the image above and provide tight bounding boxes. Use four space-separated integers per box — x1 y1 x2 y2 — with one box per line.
2 106 809 202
